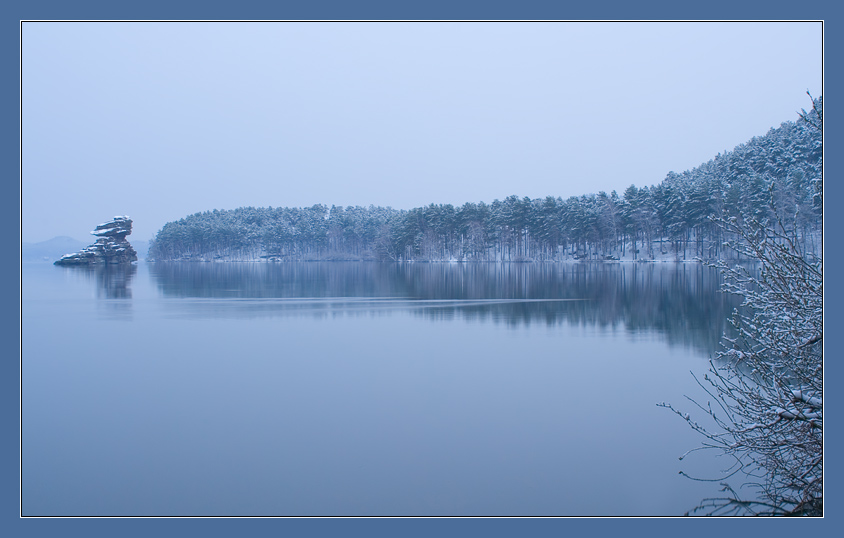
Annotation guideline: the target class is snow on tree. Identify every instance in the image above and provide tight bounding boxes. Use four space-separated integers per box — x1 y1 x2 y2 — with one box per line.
659 95 822 516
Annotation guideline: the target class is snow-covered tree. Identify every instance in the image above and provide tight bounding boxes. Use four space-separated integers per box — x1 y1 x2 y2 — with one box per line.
660 96 822 516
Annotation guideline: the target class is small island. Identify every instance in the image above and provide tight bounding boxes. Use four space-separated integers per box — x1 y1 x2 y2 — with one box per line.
54 216 138 266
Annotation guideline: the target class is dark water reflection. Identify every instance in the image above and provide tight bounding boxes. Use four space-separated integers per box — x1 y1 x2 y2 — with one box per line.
149 262 739 354
64 263 137 299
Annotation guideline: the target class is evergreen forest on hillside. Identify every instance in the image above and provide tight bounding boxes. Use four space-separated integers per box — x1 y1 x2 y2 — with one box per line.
148 99 822 263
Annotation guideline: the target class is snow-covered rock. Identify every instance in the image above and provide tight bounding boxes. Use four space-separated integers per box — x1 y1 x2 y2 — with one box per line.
54 216 138 266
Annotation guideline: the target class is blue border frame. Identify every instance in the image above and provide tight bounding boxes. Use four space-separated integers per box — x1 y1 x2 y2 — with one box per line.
6 1 836 537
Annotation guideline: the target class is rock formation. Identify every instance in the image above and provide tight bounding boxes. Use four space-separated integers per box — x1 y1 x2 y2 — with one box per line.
54 216 138 265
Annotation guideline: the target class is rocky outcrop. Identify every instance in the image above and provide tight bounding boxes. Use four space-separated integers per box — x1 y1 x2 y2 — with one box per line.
54 216 138 266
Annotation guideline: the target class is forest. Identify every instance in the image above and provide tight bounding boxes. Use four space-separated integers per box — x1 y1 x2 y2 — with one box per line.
148 99 822 263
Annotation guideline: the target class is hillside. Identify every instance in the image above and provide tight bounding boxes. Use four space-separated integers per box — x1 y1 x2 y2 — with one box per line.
149 98 822 263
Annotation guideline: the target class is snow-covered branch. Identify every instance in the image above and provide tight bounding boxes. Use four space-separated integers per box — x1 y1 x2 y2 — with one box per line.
664 96 822 516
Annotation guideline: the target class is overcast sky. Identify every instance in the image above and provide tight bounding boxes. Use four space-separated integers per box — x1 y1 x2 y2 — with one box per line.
21 21 822 243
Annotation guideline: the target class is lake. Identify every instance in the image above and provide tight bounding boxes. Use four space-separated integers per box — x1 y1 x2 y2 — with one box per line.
21 261 741 516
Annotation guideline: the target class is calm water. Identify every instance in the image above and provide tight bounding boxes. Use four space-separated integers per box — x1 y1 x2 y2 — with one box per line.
22 261 740 516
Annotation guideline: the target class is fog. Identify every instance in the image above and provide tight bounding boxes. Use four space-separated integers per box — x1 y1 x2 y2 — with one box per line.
21 21 822 243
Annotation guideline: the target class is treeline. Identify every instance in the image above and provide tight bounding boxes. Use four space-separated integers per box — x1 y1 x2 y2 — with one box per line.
149 99 822 262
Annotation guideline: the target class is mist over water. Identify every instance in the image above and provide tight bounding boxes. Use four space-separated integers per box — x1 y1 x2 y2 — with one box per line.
22 261 740 516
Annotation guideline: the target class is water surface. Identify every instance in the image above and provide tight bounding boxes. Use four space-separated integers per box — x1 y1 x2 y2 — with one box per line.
22 261 739 516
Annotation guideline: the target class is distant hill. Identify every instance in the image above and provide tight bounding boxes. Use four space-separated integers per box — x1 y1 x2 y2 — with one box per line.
132 240 150 260
22 237 150 262
22 236 87 263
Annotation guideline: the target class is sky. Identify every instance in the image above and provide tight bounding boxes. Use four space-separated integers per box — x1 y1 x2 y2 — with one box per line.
21 21 823 243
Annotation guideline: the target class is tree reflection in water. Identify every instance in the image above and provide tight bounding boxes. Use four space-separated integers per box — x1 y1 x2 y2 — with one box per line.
149 261 742 355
